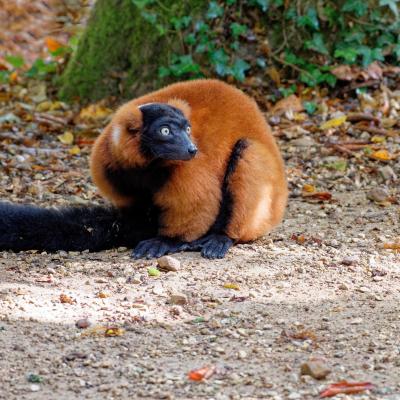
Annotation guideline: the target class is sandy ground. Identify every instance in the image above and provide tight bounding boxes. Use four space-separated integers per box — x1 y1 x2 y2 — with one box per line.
1 188 399 399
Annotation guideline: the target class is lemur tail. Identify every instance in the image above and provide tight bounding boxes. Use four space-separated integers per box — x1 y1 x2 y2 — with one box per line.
0 202 157 252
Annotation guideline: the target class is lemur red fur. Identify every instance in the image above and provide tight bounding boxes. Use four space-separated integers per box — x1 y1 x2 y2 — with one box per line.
90 79 288 243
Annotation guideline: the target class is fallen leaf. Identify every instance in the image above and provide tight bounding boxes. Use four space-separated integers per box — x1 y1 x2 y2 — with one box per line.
320 116 347 130
331 65 355 81
267 66 281 86
57 131 74 145
223 283 240 290
320 381 374 398
69 145 81 155
148 267 160 277
271 95 303 115
302 184 316 193
97 291 109 298
370 149 395 161
188 365 216 381
78 103 112 122
45 37 64 52
104 327 125 337
302 191 332 201
383 242 400 252
60 294 74 304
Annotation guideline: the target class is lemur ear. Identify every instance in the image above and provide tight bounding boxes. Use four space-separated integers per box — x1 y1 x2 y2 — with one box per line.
167 98 191 119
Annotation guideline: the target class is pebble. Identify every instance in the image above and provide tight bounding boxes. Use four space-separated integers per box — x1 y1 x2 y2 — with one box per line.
157 255 180 272
300 358 331 380
351 317 363 325
367 187 389 203
291 137 315 147
341 256 357 266
379 165 397 181
357 286 370 293
30 384 40 392
338 283 349 290
75 318 91 329
168 293 187 305
238 350 247 359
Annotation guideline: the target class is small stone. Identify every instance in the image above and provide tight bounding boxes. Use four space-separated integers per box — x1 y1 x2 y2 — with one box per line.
351 317 363 325
338 283 349 290
238 350 247 359
341 256 357 266
30 384 41 392
157 256 180 272
291 137 315 147
300 358 331 380
288 392 301 399
168 293 187 305
379 165 397 181
75 318 91 329
357 286 369 293
367 187 389 203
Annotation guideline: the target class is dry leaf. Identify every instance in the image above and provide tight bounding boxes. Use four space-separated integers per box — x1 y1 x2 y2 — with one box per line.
68 145 81 155
267 66 281 86
45 37 64 52
271 95 303 116
320 116 347 130
331 65 354 81
320 381 374 398
302 184 315 193
188 365 216 381
60 294 74 304
78 103 112 122
223 283 240 290
370 149 394 161
57 131 74 145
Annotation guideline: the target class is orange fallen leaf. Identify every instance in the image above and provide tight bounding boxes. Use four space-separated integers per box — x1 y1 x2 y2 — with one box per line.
60 294 74 304
45 37 64 52
302 184 316 193
383 243 400 251
320 381 374 398
9 71 18 83
302 191 332 201
370 149 395 161
78 103 112 122
188 365 216 381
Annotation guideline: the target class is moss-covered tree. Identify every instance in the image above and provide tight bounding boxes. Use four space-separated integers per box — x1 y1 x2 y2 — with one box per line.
59 0 207 102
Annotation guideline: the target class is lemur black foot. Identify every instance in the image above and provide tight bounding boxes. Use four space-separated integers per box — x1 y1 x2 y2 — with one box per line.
132 237 189 259
190 233 233 259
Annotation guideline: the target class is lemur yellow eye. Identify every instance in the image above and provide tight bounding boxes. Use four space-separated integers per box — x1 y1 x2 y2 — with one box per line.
186 126 191 134
160 127 170 136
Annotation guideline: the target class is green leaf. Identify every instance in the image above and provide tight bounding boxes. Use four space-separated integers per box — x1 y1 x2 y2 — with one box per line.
206 1 224 19
0 71 10 83
304 101 317 114
250 0 269 11
334 48 358 63
304 33 329 55
184 33 197 46
132 0 154 9
297 7 320 30
379 0 399 19
231 58 250 81
230 22 247 38
5 55 25 69
342 0 368 17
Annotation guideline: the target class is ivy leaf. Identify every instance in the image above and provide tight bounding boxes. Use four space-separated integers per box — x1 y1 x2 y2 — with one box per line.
250 0 269 11
342 0 368 17
230 22 248 38
379 0 399 19
297 7 320 30
304 33 329 55
131 0 154 9
210 49 230 76
5 55 25 69
206 1 224 19
231 58 250 81
334 48 358 63
304 101 317 114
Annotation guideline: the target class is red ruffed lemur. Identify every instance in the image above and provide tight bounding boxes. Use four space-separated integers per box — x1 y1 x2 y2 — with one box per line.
0 79 288 259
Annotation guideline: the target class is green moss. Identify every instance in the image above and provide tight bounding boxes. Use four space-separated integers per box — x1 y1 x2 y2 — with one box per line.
59 0 207 102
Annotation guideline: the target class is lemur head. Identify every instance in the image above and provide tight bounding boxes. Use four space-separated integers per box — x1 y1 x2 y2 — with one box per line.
110 101 197 165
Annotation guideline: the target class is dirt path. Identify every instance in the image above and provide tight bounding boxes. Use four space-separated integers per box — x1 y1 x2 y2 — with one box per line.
1 188 399 399
1 83 400 398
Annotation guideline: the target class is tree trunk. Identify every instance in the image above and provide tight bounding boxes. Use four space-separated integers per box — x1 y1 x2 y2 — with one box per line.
58 0 206 102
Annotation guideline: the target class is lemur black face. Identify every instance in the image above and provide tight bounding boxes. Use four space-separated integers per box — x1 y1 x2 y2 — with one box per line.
138 103 197 161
